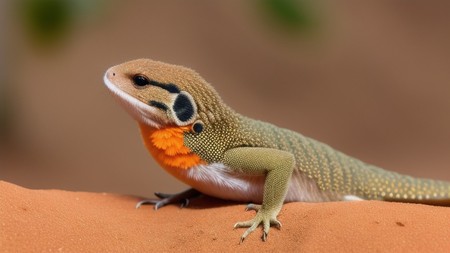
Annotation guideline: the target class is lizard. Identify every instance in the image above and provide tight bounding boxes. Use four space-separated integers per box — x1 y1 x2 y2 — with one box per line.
103 58 450 242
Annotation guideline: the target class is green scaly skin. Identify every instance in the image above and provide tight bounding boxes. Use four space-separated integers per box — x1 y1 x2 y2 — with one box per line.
187 114 450 203
104 59 450 242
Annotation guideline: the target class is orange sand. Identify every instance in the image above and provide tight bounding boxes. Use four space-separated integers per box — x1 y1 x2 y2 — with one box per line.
1 180 450 252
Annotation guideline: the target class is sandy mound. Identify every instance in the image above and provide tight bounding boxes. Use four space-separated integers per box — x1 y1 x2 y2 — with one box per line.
1 180 450 252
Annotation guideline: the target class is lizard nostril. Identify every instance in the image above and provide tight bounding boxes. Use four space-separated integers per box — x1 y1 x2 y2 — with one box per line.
112 72 115 76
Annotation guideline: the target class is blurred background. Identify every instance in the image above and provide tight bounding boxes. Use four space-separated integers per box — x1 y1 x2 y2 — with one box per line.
1 0 450 197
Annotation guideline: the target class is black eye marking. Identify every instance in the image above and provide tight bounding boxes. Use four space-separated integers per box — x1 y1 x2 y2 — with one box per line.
164 84 180 93
133 74 150 87
173 93 194 122
192 121 204 134
131 74 180 93
149 100 168 111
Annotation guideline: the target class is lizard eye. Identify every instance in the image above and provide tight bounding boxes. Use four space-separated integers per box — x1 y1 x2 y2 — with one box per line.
132 74 150 87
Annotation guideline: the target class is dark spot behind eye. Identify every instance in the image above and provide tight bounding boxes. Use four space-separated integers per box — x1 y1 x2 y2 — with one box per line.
164 84 180 93
192 121 203 133
133 74 150 87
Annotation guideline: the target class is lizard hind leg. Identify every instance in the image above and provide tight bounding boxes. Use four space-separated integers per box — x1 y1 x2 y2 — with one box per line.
136 188 201 210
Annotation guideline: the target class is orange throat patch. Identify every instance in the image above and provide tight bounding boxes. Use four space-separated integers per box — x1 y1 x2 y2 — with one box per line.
139 123 205 171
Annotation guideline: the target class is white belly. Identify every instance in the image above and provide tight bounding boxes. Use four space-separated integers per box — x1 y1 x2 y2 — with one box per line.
180 163 334 203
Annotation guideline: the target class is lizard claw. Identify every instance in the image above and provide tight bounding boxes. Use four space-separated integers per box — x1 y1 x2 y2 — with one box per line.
135 188 200 210
262 231 268 242
234 208 281 242
135 198 189 210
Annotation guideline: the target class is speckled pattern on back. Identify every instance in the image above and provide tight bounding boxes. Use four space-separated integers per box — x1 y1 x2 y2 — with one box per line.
185 101 450 203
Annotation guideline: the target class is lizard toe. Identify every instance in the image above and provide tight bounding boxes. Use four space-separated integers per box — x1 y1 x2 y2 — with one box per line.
135 188 201 210
234 209 280 242
135 198 172 210
271 218 282 229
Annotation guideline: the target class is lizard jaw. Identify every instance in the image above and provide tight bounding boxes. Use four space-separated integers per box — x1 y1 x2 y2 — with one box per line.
103 72 167 129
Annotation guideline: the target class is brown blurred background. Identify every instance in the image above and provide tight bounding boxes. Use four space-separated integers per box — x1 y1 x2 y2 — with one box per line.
1 0 449 197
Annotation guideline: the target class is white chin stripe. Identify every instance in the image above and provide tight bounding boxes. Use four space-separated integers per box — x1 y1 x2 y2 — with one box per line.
103 73 162 128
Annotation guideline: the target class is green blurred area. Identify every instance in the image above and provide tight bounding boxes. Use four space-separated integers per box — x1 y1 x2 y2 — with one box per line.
0 0 319 144
17 0 317 47
20 0 74 45
259 0 318 34
0 0 108 144
18 0 107 47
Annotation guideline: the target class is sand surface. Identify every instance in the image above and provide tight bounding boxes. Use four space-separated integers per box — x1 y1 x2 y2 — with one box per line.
1 180 450 252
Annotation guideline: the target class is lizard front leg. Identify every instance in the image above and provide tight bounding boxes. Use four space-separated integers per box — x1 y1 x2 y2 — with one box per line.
223 147 295 242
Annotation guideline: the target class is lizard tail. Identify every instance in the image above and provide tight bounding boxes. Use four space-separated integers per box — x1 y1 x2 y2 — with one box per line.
359 165 450 206
382 177 450 206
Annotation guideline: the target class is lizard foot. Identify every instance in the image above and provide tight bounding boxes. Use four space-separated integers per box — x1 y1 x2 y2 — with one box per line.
234 209 282 243
136 188 201 210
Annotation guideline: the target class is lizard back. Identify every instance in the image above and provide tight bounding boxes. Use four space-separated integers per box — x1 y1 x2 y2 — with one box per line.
236 116 450 204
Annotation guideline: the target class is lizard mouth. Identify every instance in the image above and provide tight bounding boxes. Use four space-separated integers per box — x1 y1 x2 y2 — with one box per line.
103 71 168 128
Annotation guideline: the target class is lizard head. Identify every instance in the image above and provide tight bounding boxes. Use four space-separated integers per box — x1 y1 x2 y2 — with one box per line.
104 59 229 130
